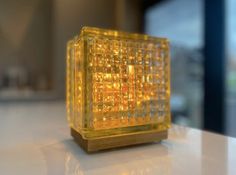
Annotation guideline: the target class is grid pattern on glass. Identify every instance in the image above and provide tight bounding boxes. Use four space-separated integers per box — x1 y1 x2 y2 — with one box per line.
66 38 83 130
74 39 83 129
66 40 74 128
87 36 170 130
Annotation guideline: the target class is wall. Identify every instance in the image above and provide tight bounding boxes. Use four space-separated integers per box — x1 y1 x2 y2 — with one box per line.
0 0 52 89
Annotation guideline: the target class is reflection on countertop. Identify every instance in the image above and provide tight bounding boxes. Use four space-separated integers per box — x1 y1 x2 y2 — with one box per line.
0 101 235 175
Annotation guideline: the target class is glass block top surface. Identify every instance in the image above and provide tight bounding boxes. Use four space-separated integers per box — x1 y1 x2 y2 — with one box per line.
67 27 171 138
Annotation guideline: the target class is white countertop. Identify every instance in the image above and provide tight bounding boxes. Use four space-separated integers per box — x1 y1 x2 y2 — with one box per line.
0 101 235 175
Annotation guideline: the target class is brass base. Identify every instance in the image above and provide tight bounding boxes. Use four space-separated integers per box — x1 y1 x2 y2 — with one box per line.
71 128 168 152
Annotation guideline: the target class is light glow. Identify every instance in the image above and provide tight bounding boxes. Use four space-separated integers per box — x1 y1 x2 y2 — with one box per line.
66 27 171 139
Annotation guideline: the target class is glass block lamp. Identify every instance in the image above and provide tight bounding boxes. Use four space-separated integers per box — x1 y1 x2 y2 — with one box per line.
66 27 171 152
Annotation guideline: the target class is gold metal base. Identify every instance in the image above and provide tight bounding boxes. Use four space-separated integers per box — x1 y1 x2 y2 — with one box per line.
71 128 168 152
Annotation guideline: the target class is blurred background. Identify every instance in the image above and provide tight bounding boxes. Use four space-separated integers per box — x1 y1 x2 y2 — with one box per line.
0 0 235 137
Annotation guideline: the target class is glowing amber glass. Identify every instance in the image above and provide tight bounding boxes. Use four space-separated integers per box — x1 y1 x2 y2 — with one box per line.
66 27 171 139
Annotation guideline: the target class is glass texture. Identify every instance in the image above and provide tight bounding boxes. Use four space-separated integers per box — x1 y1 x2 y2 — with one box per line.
66 27 171 138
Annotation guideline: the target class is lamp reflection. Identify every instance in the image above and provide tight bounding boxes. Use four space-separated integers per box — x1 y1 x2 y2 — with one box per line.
64 143 171 175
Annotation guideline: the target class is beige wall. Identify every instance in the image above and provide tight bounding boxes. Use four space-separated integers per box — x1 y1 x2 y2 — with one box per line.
0 0 52 88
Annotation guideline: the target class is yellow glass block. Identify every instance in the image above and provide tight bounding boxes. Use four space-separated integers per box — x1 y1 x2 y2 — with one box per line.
66 27 171 143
